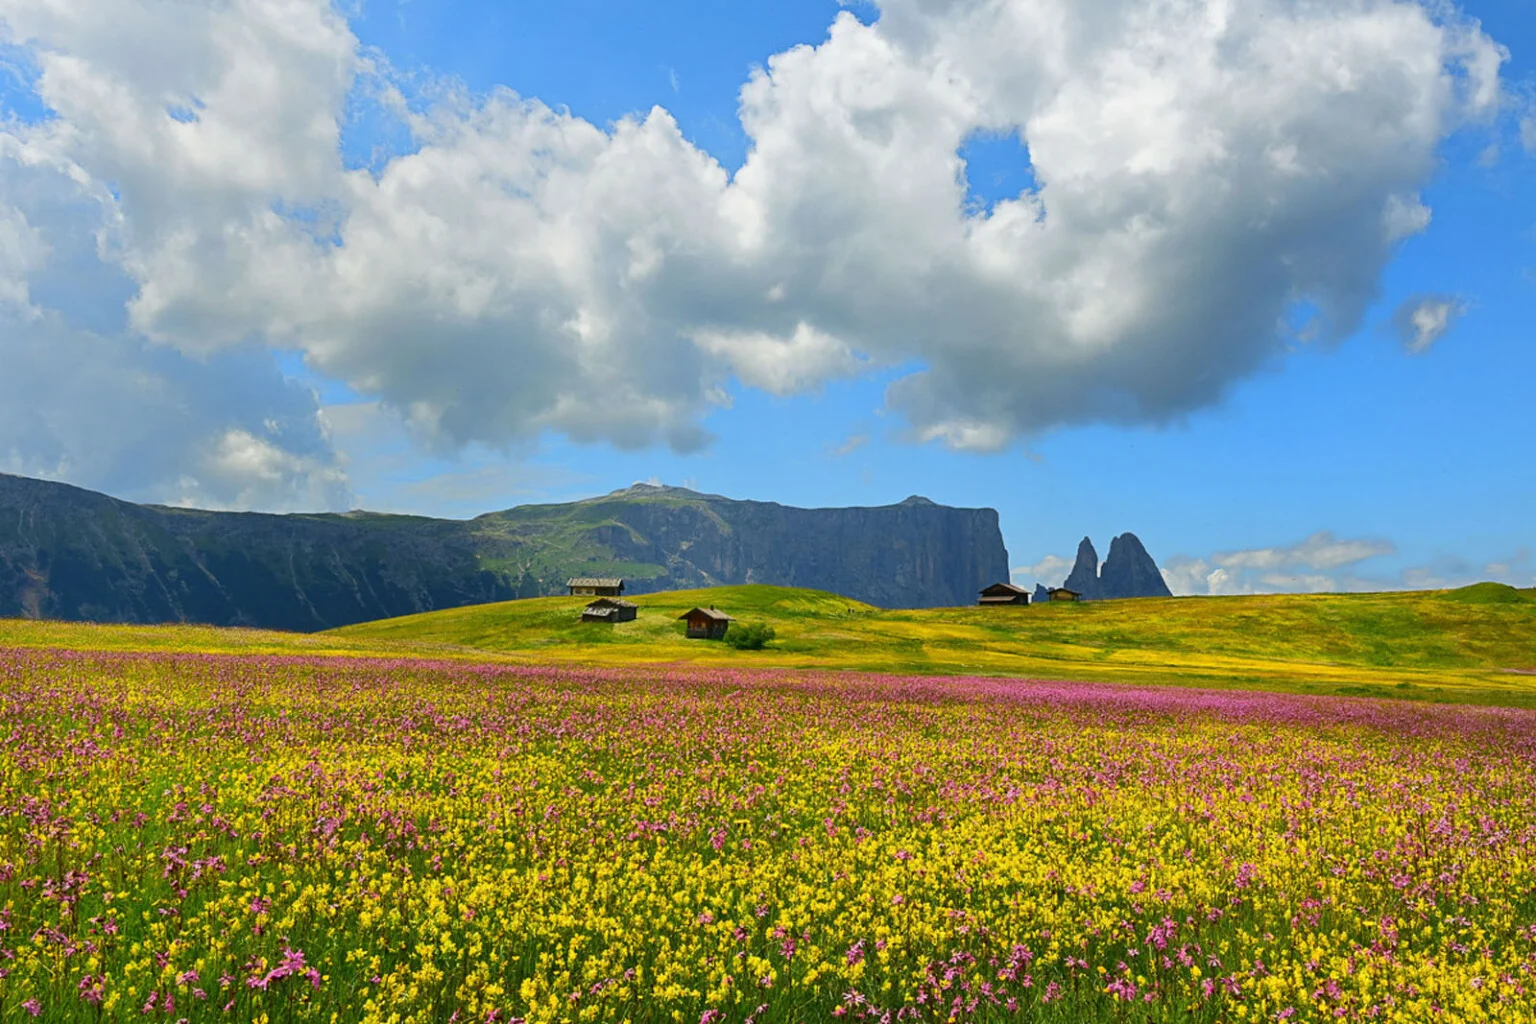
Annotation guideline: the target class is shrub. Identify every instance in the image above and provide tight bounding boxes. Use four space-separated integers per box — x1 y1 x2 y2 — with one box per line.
724 622 776 650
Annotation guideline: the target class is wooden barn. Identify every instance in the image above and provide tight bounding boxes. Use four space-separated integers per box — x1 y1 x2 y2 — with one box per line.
581 597 637 623
978 582 1031 606
678 606 732 640
568 577 625 597
1047 587 1081 602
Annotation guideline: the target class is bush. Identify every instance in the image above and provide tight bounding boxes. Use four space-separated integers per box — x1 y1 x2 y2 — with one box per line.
724 622 776 650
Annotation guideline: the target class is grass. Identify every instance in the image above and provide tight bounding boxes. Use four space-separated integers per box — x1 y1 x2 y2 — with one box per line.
2 582 1532 706
322 581 1536 705
324 581 1536 705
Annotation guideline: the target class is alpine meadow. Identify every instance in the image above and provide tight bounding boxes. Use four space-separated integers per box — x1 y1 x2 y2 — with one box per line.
2 0 1534 1021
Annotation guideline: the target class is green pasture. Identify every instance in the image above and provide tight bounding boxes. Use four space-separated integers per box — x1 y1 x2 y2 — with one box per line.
321 581 1536 704
3 581 1533 706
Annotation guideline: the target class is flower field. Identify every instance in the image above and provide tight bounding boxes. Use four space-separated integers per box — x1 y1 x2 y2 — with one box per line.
3 647 1536 1022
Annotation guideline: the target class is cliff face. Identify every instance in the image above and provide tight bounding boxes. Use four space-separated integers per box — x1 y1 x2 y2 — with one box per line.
0 476 1010 628
1099 533 1173 599
1063 537 1102 598
1043 531 1172 600
0 474 517 631
578 491 1010 609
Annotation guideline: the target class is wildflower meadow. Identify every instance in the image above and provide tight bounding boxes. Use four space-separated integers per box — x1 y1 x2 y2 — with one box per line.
3 645 1536 1023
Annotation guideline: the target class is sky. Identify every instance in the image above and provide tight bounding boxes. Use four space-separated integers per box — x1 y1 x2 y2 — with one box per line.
0 0 1532 596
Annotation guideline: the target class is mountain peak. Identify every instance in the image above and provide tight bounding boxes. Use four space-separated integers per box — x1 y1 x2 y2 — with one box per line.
1048 533 1171 600
598 482 710 501
1063 536 1100 598
1101 533 1173 598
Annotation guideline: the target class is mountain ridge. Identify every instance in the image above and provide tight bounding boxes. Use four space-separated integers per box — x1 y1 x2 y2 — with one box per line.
0 473 1009 628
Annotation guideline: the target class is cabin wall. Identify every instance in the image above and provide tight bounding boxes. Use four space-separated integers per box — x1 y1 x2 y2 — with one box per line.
684 618 728 639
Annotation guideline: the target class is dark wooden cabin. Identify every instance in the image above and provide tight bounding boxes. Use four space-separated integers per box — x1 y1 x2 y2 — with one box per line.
678 606 732 640
978 582 1031 606
1047 587 1081 602
568 577 625 597
581 597 637 623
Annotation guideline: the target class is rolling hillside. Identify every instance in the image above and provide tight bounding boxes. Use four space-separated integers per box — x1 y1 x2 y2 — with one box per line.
4 582 1531 704
325 582 1536 704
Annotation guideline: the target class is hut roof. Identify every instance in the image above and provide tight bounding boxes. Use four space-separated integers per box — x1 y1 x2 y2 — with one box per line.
677 607 733 622
1049 587 1081 598
585 597 636 609
979 582 1029 596
568 577 624 588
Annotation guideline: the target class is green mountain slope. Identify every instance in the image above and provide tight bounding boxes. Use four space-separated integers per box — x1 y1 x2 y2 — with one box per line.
0 475 1008 629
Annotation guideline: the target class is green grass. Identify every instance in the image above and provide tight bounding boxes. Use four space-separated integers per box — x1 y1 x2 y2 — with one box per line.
323 581 1536 706
1438 581 1533 604
3 581 1533 707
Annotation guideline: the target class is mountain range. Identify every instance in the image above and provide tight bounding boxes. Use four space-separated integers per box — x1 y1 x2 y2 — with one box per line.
0 474 1010 629
1032 534 1174 601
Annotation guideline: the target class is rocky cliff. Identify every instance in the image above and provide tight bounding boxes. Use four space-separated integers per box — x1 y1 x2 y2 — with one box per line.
1099 533 1173 599
1052 532 1172 600
1063 537 1102 597
0 475 1010 628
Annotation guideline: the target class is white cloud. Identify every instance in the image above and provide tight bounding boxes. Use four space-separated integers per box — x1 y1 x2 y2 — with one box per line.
0 0 355 508
0 202 46 309
1214 531 1396 572
1162 531 1396 594
1521 116 1536 154
827 432 870 458
0 304 349 508
0 0 1514 504
1484 548 1531 579
1011 553 1072 587
692 322 867 396
183 427 350 511
1161 534 1536 596
1392 293 1468 353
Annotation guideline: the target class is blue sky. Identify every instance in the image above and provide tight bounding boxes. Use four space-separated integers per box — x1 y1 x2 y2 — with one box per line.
1 0 1532 594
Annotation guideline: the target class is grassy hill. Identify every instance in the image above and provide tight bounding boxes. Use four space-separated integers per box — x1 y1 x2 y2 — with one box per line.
325 582 1536 705
3 582 1532 706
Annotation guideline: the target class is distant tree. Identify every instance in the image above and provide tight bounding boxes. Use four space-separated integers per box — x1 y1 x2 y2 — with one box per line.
724 622 776 650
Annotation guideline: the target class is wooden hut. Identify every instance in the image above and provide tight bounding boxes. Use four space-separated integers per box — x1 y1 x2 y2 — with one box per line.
568 577 625 597
581 597 637 623
678 606 732 640
978 582 1031 606
1046 587 1081 602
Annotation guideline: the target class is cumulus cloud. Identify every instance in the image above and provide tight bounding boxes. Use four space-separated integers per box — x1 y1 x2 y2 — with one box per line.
0 0 1513 502
1392 294 1468 353
0 140 350 508
1161 531 1396 595
693 322 867 396
0 304 349 509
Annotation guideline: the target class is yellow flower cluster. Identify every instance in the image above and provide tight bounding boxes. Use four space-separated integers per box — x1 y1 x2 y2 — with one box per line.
1 648 1535 1022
